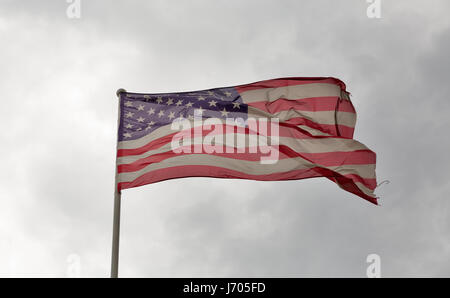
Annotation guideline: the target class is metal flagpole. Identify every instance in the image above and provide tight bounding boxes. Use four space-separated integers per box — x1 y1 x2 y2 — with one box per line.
111 88 126 278
111 190 121 278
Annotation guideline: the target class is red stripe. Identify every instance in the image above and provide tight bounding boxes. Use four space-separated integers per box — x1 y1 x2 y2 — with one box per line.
119 146 374 171
118 131 179 157
118 148 375 172
118 146 376 190
345 174 377 189
284 117 355 139
234 77 347 93
117 165 377 205
247 97 355 113
117 123 345 158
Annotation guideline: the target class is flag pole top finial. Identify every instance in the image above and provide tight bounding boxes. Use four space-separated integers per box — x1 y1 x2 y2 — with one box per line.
116 88 127 97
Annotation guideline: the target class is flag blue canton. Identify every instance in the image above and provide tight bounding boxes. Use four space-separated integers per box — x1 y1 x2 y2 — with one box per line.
118 87 248 141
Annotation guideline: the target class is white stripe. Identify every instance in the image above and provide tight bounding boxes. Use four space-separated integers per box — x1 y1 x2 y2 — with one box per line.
248 106 356 127
239 83 342 103
117 154 376 183
119 121 202 150
297 125 331 136
119 110 351 152
117 135 370 165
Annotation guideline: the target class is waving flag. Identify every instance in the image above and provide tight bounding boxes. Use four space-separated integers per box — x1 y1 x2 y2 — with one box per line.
115 77 377 204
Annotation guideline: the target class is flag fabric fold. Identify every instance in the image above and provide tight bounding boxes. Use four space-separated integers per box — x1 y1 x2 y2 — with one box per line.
115 77 378 204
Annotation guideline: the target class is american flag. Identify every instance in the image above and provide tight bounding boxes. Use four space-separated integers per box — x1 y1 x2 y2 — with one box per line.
115 77 378 204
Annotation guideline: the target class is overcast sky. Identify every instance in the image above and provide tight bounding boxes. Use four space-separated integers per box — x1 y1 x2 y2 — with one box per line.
1 0 449 277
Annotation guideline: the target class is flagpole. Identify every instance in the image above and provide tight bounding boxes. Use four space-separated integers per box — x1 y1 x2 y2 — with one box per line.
111 88 126 278
111 190 121 278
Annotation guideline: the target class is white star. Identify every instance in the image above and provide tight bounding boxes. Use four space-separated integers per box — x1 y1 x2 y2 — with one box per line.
175 100 183 106
125 112 134 118
197 96 206 101
136 127 142 131
208 100 217 107
232 102 241 109
194 107 204 116
143 95 151 99
185 102 194 108
125 123 134 129
137 117 145 123
137 105 145 111
145 126 153 130
166 98 174 105
224 91 232 97
158 110 165 118
124 101 133 107
147 108 155 115
207 91 214 96
221 108 229 117
156 97 163 104
168 111 176 120
123 132 132 138
148 121 155 126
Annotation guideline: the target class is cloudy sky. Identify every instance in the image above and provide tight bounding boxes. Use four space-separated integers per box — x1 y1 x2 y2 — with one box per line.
1 0 449 277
